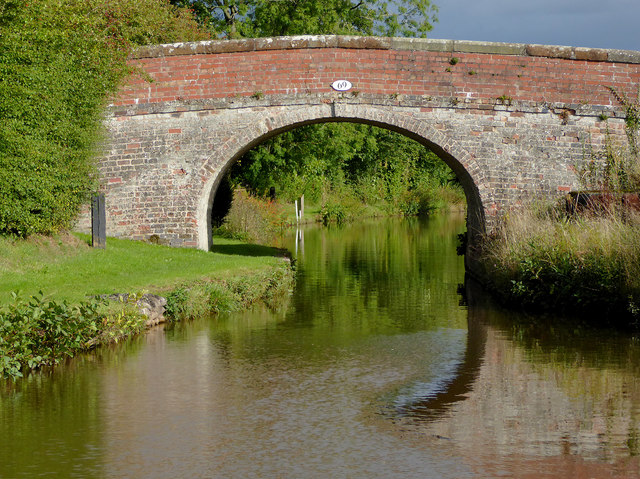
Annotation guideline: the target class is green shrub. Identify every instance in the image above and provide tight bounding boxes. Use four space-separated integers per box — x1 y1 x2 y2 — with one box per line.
398 186 435 216
0 293 98 379
215 189 288 244
91 297 148 347
0 0 207 237
164 287 191 321
0 292 148 380
320 202 348 225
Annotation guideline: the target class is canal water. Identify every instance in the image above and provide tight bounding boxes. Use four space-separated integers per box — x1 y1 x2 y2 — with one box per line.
2 213 640 478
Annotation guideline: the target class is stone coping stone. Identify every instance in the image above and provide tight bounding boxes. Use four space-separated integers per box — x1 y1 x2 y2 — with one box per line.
132 35 640 64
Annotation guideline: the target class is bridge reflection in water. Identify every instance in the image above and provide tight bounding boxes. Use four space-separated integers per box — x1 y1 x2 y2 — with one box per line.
387 277 487 422
390 275 640 478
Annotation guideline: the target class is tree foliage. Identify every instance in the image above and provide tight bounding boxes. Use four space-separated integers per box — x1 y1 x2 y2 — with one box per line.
0 0 207 237
231 123 459 215
171 0 437 39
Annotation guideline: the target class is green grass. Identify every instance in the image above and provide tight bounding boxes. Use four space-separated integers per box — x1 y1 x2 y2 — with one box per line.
0 233 288 304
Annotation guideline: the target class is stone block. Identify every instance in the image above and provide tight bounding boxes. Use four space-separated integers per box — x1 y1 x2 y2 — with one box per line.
574 47 608 62
454 40 526 56
526 44 574 59
608 49 640 64
391 38 454 53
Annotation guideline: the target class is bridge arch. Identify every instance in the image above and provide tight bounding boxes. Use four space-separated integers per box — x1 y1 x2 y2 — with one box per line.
196 103 485 250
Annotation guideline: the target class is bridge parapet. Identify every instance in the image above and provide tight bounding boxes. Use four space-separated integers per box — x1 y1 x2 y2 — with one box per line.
114 35 640 119
131 35 640 64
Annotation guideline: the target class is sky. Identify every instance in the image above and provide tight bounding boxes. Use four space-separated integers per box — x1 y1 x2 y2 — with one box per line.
428 0 640 51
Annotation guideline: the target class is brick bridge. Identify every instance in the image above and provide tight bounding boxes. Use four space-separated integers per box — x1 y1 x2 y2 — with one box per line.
80 35 640 250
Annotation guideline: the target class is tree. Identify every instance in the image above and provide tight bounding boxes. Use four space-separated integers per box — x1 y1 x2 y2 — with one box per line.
230 124 457 210
171 0 437 38
0 0 208 237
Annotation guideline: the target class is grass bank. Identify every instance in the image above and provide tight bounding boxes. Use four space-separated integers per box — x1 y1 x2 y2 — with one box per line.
0 233 290 303
476 204 640 327
0 233 294 379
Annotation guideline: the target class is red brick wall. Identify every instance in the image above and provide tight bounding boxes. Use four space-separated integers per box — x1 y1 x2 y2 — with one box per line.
114 39 640 109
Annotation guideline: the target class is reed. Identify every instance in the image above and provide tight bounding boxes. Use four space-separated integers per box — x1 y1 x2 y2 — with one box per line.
480 204 640 324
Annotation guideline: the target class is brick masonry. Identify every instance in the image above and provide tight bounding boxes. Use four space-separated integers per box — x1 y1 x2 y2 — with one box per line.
76 35 640 250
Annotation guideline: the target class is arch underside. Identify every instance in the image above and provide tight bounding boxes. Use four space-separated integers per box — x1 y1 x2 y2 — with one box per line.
197 103 487 250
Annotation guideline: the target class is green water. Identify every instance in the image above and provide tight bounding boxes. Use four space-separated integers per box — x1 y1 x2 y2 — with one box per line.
2 213 640 478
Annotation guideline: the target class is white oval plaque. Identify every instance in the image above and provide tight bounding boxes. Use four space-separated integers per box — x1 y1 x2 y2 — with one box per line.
331 80 352 91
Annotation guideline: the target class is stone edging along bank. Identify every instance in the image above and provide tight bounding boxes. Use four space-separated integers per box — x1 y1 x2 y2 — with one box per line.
103 257 295 329
132 35 640 64
101 293 168 327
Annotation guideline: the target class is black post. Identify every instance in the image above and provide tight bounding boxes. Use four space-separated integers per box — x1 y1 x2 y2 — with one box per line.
91 193 106 249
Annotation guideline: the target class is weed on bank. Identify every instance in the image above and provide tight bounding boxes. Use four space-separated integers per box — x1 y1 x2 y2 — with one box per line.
478 205 640 326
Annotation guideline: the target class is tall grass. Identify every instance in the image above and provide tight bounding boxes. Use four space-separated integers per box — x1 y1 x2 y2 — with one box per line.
213 188 288 244
164 264 294 322
480 204 640 324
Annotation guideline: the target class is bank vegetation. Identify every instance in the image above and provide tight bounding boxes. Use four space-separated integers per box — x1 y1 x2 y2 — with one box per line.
214 124 465 244
477 86 640 327
0 0 209 238
0 234 294 381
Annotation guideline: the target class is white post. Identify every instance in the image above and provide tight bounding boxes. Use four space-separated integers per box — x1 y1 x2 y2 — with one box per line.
300 194 304 220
